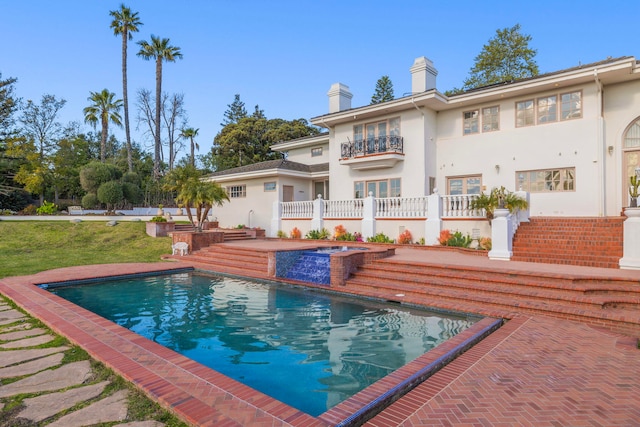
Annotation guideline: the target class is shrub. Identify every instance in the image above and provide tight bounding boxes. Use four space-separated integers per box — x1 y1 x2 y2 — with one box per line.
82 193 99 209
0 189 30 212
479 237 492 251
333 224 347 240
366 232 394 243
438 229 452 245
438 229 472 248
305 228 330 240
277 230 288 238
290 227 301 239
36 200 58 215
97 181 124 209
20 204 37 215
150 216 167 223
418 237 425 245
122 182 143 205
398 229 413 245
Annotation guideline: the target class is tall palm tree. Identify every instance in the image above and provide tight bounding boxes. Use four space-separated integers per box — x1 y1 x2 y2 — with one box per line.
180 127 200 166
83 89 123 162
109 4 142 173
137 35 182 180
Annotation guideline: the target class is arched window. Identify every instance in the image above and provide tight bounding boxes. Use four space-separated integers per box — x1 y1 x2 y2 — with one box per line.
624 118 640 148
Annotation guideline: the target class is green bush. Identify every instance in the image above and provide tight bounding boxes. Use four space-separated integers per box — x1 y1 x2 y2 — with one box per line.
82 193 99 209
0 189 31 212
97 181 124 208
122 182 143 205
149 216 167 222
305 228 330 240
277 230 287 238
447 231 473 248
36 200 58 215
366 232 394 243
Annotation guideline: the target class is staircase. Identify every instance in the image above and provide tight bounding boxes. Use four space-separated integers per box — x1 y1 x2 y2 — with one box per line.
512 217 624 268
184 244 270 279
342 257 640 336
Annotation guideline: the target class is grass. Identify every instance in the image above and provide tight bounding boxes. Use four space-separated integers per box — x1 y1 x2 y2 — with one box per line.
0 221 172 278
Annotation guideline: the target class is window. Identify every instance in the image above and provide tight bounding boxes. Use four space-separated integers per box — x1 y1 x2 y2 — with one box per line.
537 95 557 124
624 118 640 148
263 182 276 192
226 185 246 198
354 178 401 198
517 168 575 192
352 117 401 155
447 175 482 195
560 91 582 120
482 106 500 132
516 100 535 127
463 110 479 134
311 147 322 157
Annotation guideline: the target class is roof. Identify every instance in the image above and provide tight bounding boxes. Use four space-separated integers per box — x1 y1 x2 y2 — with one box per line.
204 159 329 179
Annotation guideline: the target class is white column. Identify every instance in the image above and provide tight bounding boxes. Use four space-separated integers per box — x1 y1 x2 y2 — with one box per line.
488 208 512 261
311 194 324 231
515 191 530 223
361 192 376 240
425 191 443 245
619 207 640 270
270 201 281 238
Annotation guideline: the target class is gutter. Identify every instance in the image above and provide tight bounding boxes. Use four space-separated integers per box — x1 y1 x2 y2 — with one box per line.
594 69 606 216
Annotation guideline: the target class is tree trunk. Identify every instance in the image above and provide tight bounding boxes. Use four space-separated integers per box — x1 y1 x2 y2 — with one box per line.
154 58 163 180
122 31 133 172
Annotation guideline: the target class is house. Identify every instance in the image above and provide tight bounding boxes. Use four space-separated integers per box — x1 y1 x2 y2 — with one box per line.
204 55 640 244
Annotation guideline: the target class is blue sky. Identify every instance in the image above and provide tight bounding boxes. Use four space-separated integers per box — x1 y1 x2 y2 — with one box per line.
3 1 640 160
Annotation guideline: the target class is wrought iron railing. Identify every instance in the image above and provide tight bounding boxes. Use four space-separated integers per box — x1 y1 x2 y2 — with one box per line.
340 135 403 159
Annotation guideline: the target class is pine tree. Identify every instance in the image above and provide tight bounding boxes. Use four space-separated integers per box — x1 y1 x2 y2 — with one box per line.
221 94 247 127
371 75 394 104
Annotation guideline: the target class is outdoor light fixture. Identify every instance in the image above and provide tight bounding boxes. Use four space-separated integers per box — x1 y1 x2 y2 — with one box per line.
495 164 500 173
636 165 640 178
608 145 614 155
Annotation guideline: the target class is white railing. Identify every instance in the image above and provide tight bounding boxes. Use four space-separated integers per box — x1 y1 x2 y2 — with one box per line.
324 199 363 218
441 194 485 218
281 200 313 218
375 196 428 218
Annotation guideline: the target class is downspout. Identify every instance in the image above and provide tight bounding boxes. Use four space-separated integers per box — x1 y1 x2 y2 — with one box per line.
594 70 606 216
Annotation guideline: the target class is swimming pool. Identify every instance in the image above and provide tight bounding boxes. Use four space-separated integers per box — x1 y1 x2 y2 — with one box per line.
48 271 480 416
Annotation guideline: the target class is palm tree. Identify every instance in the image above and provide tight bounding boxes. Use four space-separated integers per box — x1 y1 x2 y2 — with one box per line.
163 165 228 231
180 127 200 167
137 35 182 180
83 89 123 162
109 4 142 173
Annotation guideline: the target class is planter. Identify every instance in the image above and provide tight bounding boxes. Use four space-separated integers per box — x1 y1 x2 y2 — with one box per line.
202 221 219 230
146 221 175 237
631 198 638 208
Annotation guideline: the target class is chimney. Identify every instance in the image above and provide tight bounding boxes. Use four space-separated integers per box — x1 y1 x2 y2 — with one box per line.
328 83 353 113
410 57 438 93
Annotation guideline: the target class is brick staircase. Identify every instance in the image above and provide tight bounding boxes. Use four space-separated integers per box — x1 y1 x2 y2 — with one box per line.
512 216 624 268
342 257 640 336
184 244 270 279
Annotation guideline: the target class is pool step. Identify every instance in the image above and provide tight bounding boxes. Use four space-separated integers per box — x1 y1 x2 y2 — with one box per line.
344 259 640 336
186 245 270 279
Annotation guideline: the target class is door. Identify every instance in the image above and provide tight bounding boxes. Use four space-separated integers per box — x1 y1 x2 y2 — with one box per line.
283 185 294 202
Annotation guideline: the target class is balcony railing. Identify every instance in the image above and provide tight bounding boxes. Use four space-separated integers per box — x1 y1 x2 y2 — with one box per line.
340 135 403 159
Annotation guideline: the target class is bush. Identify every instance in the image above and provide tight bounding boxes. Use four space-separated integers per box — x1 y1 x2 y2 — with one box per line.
479 237 492 251
305 228 330 240
366 232 394 243
97 181 124 209
0 189 31 212
438 230 452 245
439 229 472 248
122 182 143 205
150 216 167 222
398 229 413 244
333 225 347 240
277 230 288 238
36 200 58 215
20 204 37 215
82 193 99 209
290 227 301 239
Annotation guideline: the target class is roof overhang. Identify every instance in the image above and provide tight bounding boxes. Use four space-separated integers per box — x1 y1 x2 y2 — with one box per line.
271 133 330 152
203 168 327 183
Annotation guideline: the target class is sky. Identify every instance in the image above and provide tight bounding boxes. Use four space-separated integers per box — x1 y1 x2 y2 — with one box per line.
3 0 640 161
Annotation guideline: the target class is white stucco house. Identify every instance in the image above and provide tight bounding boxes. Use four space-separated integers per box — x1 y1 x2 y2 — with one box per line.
204 55 640 245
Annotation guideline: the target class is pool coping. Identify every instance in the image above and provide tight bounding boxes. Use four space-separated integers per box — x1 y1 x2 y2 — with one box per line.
0 262 508 427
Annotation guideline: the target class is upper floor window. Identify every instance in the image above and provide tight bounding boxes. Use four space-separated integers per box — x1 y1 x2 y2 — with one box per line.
263 182 276 192
463 110 479 134
516 100 535 127
311 147 323 157
227 185 246 198
482 106 500 132
537 95 557 124
517 168 575 192
560 91 582 120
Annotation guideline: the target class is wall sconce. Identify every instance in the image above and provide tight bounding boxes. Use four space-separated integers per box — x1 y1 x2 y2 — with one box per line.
518 174 524 191
608 146 614 156
495 164 500 173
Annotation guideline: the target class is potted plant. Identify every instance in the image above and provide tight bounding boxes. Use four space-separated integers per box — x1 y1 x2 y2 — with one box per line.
629 175 639 207
176 203 184 215
157 204 164 216
146 215 175 237
470 186 528 221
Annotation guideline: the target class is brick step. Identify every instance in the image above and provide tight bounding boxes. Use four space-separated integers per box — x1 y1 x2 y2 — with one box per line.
187 260 270 280
343 280 640 336
187 253 268 271
511 256 620 269
197 246 269 260
349 267 640 310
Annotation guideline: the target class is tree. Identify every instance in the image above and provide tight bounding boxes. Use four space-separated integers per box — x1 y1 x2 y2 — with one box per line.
0 73 19 137
109 4 142 172
462 24 538 91
83 89 123 163
163 165 229 232
161 92 186 171
12 94 66 203
180 127 199 167
137 35 183 180
220 94 247 127
371 75 394 104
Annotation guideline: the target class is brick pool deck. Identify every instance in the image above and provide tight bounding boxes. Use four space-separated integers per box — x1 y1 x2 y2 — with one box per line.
1 242 639 426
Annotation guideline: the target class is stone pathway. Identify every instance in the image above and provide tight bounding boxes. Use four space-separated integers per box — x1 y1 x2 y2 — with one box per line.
0 300 170 426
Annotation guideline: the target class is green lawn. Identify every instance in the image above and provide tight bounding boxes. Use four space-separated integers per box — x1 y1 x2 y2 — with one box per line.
0 221 172 278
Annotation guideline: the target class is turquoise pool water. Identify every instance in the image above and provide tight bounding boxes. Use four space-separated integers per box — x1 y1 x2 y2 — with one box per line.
49 271 478 416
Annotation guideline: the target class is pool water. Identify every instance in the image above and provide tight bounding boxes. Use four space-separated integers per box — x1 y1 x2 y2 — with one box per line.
50 271 478 416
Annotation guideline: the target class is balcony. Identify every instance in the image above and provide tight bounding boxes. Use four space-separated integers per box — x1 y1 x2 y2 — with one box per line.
339 136 404 170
